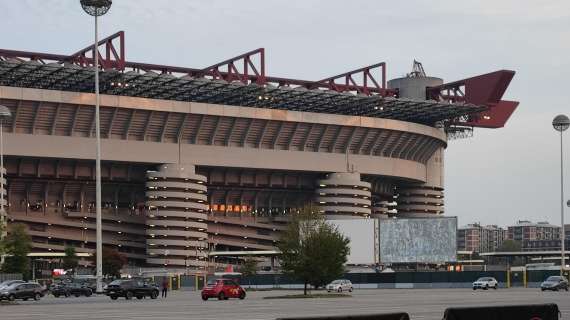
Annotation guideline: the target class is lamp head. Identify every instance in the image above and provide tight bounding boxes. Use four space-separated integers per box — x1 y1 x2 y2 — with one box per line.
80 0 112 16
553 114 570 132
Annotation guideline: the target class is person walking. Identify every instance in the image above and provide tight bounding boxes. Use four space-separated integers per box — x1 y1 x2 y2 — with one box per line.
161 278 169 298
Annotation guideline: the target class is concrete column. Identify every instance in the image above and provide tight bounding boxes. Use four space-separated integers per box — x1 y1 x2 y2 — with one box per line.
315 172 372 219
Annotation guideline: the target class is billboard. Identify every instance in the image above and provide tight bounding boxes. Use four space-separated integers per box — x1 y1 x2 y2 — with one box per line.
329 219 379 265
379 217 457 264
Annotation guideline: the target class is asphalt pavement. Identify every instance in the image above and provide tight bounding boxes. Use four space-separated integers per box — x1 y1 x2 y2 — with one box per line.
1 288 568 320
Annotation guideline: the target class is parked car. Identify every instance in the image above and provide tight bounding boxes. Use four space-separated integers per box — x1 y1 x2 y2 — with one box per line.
105 279 159 300
540 276 569 291
0 280 25 290
0 282 45 301
472 277 498 290
326 279 353 293
201 278 246 301
52 283 93 297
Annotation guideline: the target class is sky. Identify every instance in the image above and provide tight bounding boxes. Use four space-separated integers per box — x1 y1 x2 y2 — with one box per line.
1 0 569 227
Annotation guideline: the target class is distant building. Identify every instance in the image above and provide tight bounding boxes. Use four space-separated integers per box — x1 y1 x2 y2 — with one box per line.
507 221 561 243
457 223 506 253
522 239 570 251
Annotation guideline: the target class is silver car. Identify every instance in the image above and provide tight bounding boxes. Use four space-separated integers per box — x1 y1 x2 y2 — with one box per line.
326 279 353 293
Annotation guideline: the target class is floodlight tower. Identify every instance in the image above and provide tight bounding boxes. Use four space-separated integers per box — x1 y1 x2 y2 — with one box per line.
79 0 112 294
553 114 570 276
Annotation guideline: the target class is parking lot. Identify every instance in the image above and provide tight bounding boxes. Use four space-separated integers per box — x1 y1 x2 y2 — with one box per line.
1 288 569 320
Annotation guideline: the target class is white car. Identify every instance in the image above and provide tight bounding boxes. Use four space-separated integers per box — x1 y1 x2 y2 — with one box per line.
326 279 353 293
472 277 498 290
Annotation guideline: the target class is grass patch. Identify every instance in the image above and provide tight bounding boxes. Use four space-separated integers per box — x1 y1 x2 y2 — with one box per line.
264 293 351 299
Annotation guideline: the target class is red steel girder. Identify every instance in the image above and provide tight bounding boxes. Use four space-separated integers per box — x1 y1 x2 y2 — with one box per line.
427 70 519 128
310 62 391 96
66 31 126 70
200 48 265 85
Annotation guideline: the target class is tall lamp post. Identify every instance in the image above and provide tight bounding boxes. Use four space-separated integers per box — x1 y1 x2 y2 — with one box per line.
553 114 570 276
0 105 11 255
79 0 112 294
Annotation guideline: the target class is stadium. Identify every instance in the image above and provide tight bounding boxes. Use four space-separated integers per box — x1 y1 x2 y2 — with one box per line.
0 31 518 270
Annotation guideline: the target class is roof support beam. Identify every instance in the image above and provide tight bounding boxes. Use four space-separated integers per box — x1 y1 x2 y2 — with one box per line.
177 113 189 143
241 118 254 147
51 103 61 135
31 102 42 134
192 114 205 144
356 128 374 154
271 122 284 149
256 120 270 148
287 122 300 150
70 106 81 136
160 112 171 142
343 127 358 153
300 123 315 151
225 117 238 146
329 126 346 153
11 100 21 133
209 116 222 145
107 107 119 138
142 111 154 141
124 109 136 140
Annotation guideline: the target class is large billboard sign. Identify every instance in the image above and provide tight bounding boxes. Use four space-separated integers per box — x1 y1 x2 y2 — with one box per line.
379 217 457 264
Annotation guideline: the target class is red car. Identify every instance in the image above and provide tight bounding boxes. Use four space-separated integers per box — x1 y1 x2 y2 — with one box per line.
201 278 246 301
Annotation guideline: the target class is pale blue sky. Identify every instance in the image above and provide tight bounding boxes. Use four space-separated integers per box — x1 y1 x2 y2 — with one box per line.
2 0 570 227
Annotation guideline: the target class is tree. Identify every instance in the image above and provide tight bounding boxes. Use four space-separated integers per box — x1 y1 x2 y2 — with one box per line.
62 246 79 273
241 257 258 277
1 223 32 276
277 206 350 295
497 240 521 252
91 247 127 278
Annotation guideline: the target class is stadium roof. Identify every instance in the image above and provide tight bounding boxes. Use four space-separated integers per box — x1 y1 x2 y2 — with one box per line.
0 31 504 127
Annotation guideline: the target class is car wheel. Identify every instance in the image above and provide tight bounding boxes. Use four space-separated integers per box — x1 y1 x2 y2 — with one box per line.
202 295 208 301
53 293 60 298
23 298 28 301
473 287 476 290
125 291 133 300
75 292 81 297
337 287 342 293
150 291 158 299
34 293 41 301
349 287 353 292
566 287 569 292
110 296 118 300
239 292 246 300
484 285 488 290
493 285 497 290
218 292 225 301
8 294 15 302
85 290 92 297
64 292 70 298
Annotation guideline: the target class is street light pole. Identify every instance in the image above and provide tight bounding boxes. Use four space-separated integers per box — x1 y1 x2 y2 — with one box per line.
80 0 112 294
553 114 570 276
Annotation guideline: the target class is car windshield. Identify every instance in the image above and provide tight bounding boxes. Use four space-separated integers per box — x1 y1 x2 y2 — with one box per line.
476 277 491 281
207 279 220 286
546 276 561 281
331 280 342 284
109 280 125 286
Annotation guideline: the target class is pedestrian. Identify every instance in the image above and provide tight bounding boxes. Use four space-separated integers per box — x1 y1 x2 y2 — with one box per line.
161 278 169 298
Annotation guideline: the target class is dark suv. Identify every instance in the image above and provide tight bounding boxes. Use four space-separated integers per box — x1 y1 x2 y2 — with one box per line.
0 282 45 301
105 279 159 300
52 282 93 298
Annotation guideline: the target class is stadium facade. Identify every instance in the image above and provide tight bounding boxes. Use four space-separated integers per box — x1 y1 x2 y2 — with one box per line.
0 31 518 268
